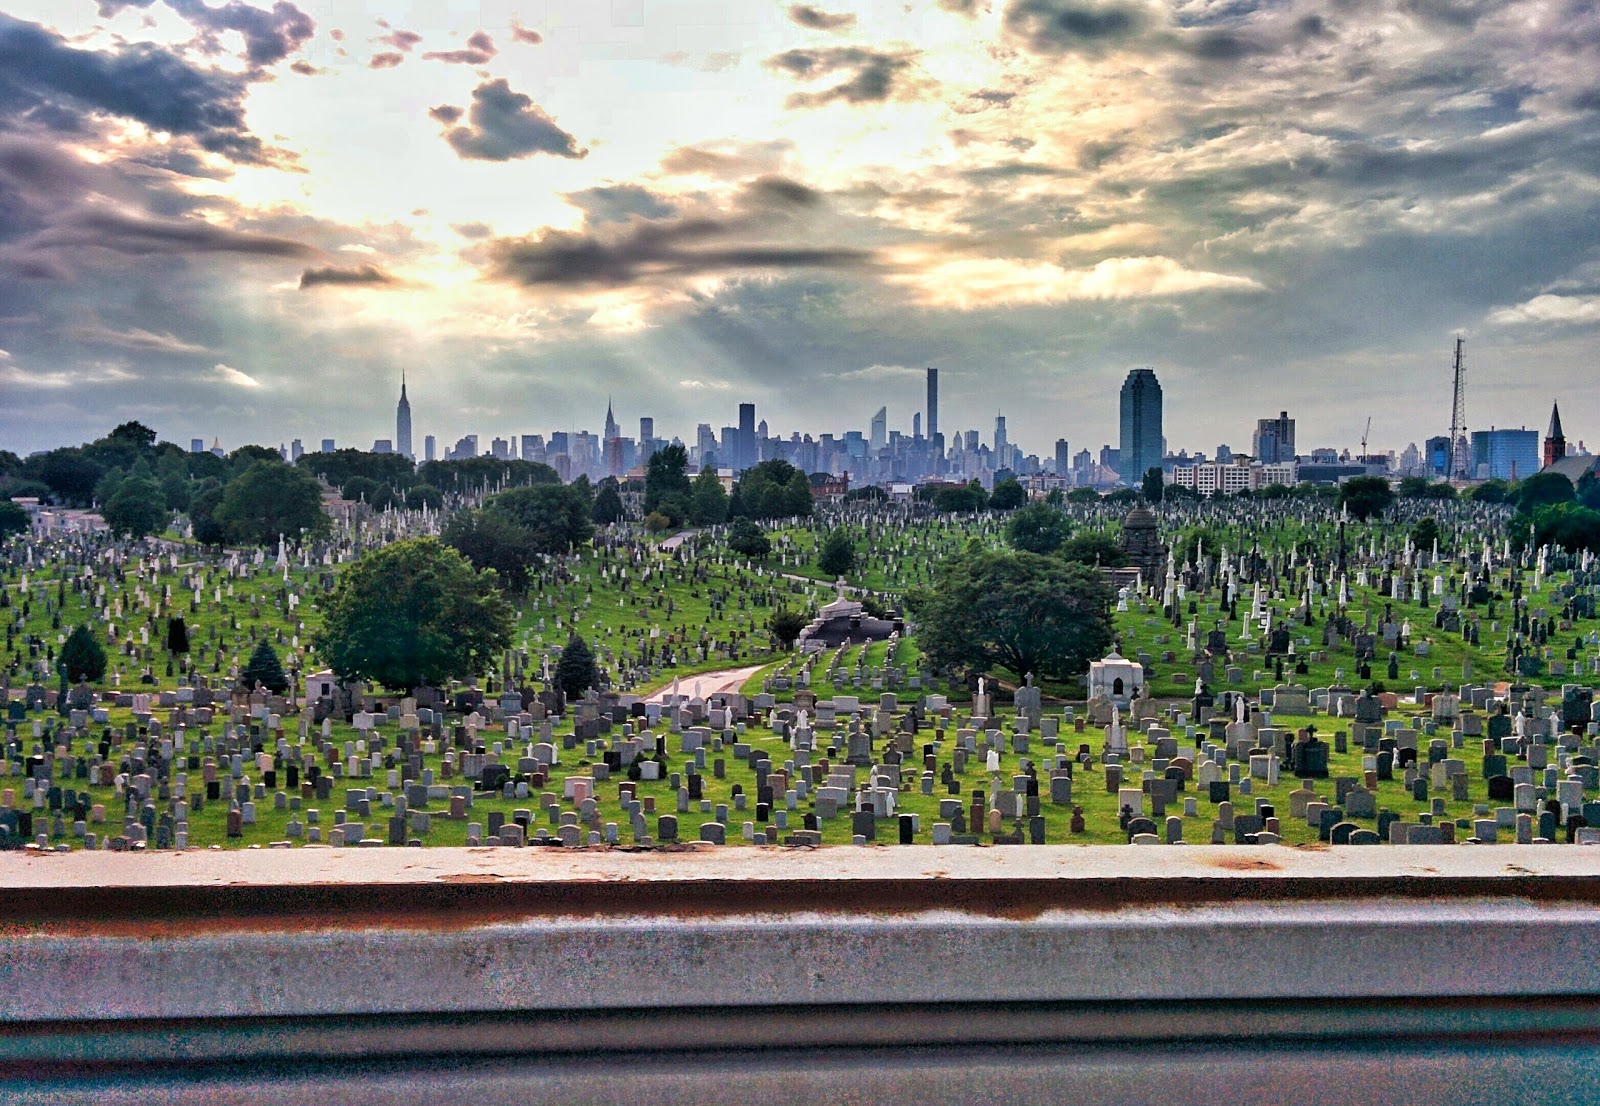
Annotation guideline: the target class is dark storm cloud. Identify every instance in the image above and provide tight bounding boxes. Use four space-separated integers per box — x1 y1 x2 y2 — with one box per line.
767 46 919 107
298 263 395 289
0 13 269 163
1004 0 1149 53
742 176 822 209
167 0 316 69
27 207 314 260
423 30 497 65
435 79 586 161
489 199 873 289
789 5 857 31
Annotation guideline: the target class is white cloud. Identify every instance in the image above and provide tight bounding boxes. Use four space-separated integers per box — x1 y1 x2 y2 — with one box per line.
679 378 732 390
211 363 263 388
889 254 1263 309
1488 294 1600 326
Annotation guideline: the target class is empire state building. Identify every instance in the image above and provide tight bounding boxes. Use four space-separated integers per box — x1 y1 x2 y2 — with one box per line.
396 374 413 460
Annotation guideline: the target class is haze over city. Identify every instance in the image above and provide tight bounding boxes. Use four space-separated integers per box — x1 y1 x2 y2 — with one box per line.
1 0 1597 456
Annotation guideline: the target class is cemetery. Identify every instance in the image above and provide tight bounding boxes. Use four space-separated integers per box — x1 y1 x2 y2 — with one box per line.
4 491 1600 853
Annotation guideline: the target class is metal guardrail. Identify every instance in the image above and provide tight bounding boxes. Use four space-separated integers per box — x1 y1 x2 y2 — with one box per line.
3 846 1600 1104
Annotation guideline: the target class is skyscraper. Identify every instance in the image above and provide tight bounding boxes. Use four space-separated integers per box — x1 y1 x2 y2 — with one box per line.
395 373 413 460
1118 368 1163 487
1252 411 1295 464
926 367 939 444
603 399 620 442
870 406 887 450
424 435 436 462
1055 438 1070 476
993 415 1007 468
738 403 756 470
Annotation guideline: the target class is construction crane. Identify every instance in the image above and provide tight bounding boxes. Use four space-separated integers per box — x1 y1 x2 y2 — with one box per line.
1359 417 1371 464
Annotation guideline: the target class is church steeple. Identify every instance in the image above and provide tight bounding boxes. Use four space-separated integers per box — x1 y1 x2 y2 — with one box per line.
1544 401 1566 468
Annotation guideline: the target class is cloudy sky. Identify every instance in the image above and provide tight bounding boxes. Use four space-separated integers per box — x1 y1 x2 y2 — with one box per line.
1 0 1597 459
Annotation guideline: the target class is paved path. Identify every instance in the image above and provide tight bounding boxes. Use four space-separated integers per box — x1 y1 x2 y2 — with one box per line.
642 664 768 704
658 529 704 551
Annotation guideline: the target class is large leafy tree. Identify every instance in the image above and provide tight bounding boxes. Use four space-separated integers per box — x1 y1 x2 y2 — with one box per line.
215 460 329 545
908 549 1113 681
1141 467 1164 504
61 623 108 683
688 466 728 526
591 481 626 524
486 483 593 555
1005 502 1071 554
0 500 28 538
102 473 167 539
768 607 809 649
1059 532 1129 568
990 477 1027 510
817 529 858 577
727 517 771 561
644 443 692 522
1513 471 1575 513
1337 476 1395 521
442 507 541 591
734 459 812 520
315 538 513 692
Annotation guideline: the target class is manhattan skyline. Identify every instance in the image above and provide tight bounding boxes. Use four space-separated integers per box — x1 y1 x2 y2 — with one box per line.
1 0 1597 456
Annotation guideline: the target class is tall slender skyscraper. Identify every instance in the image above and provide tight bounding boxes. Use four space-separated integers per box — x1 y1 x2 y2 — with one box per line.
1119 368 1163 487
395 373 413 460
603 398 620 442
738 403 756 470
870 406 887 450
926 367 939 444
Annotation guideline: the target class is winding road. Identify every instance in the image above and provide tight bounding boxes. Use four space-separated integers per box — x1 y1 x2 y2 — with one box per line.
642 664 768 704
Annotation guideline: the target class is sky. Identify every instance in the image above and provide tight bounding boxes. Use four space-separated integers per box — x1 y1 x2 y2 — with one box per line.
0 0 1597 460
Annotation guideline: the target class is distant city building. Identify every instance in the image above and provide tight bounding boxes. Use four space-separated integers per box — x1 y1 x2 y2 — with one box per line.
926 367 939 444
738 403 756 470
1055 438 1070 476
912 412 922 440
1470 427 1539 482
1425 435 1452 476
395 374 413 460
423 435 436 463
189 438 205 454
1216 444 1233 463
1544 403 1567 468
290 439 304 462
1171 457 1297 496
870 406 887 451
372 440 393 454
491 437 510 460
993 415 1008 469
1252 410 1295 464
1118 368 1162 486
210 437 224 457
321 438 335 454
603 399 620 442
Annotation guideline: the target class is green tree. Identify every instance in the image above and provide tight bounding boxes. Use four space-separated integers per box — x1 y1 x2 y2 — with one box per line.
1173 525 1226 567
1066 487 1101 504
1398 475 1457 500
215 461 329 545
1059 532 1129 568
156 450 192 511
1469 479 1510 504
990 477 1027 511
1141 467 1164 503
727 517 771 561
735 460 812 520
314 538 513 692
1513 471 1575 513
555 633 601 700
1338 476 1395 521
405 483 443 510
817 529 858 577
644 443 692 522
768 607 809 649
591 482 626 524
846 485 887 503
0 500 30 538
102 473 167 539
22 448 103 505
934 480 986 513
1005 502 1071 554
61 623 108 683
1411 516 1440 550
688 467 729 526
485 484 593 555
240 639 289 694
442 508 540 592
908 550 1113 681
188 478 228 545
